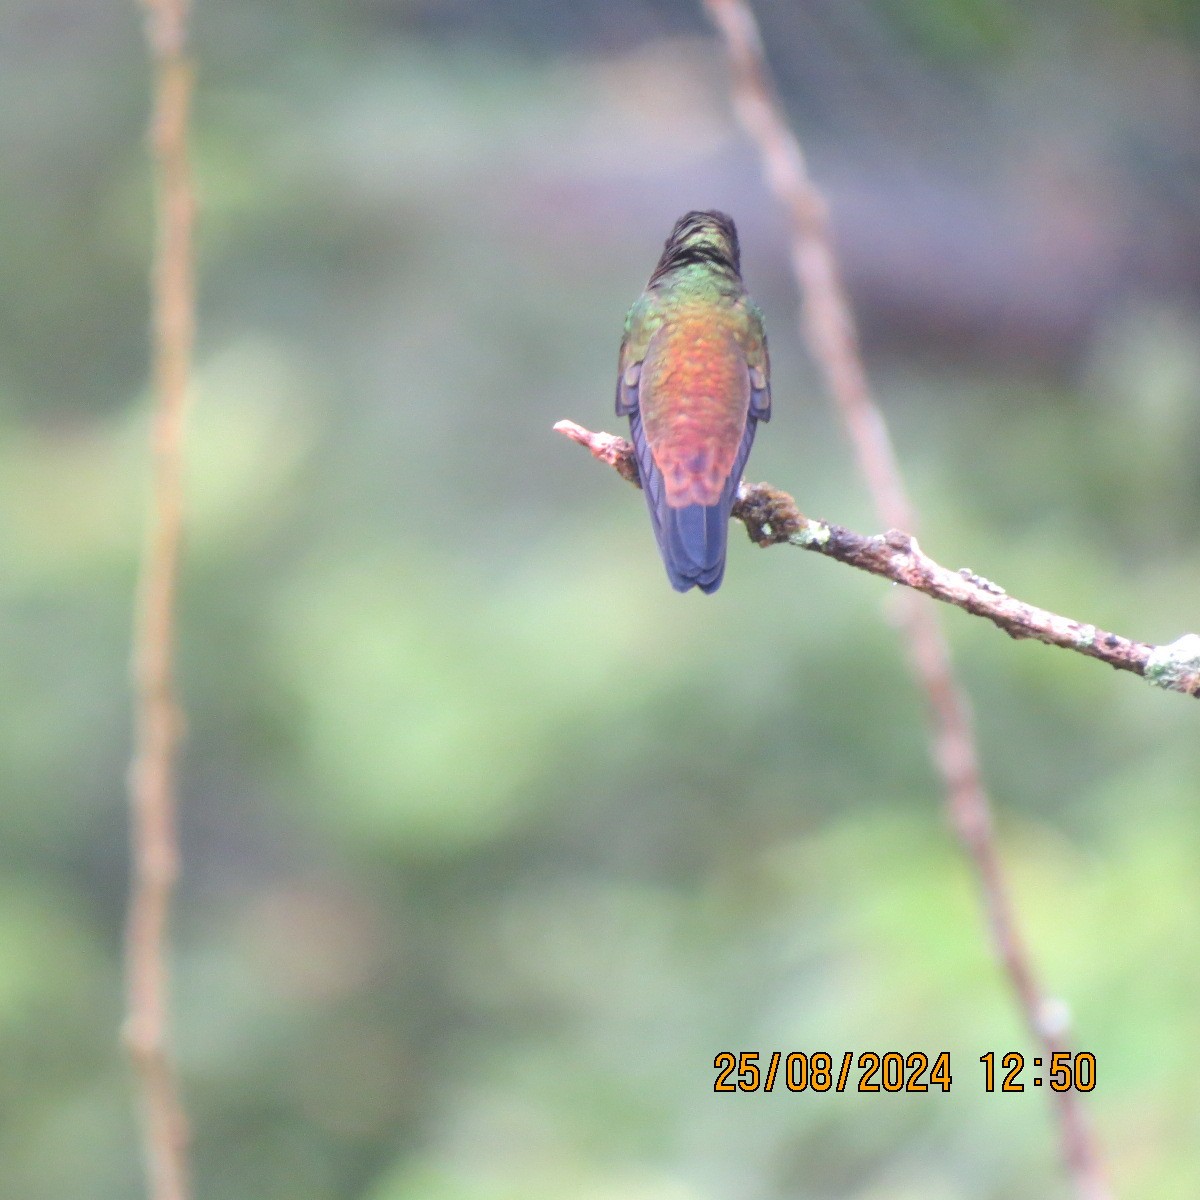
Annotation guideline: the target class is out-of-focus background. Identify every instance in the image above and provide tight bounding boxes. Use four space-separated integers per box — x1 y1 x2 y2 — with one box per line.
2 1 1199 1196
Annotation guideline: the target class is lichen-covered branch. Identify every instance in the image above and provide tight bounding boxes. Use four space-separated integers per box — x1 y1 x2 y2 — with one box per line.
125 0 195 1198
556 420 1200 698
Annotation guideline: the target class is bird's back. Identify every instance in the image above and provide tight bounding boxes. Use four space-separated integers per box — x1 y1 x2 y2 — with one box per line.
639 307 751 509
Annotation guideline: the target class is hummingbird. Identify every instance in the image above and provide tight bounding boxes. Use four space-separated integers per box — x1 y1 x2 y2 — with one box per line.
616 210 771 593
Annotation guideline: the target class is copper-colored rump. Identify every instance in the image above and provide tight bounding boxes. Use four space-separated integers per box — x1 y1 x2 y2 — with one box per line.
639 318 749 507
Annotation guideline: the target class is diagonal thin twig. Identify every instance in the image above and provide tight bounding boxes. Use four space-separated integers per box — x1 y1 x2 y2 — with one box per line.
555 420 1200 697
125 0 195 1198
696 1 1111 1194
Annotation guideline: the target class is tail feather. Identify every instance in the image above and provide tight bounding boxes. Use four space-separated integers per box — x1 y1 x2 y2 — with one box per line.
662 501 729 593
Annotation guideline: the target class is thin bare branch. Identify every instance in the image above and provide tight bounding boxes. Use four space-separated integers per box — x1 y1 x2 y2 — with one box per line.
693 1 1110 1192
125 0 195 1198
556 420 1200 698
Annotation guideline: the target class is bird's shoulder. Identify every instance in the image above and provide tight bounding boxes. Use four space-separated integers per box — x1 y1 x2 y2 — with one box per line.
733 295 769 378
619 291 667 368
621 285 767 376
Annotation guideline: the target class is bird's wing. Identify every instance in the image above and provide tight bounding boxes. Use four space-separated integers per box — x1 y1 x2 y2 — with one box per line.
743 301 771 422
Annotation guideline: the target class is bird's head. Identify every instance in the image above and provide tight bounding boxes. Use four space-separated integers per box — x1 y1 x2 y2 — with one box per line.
650 210 742 284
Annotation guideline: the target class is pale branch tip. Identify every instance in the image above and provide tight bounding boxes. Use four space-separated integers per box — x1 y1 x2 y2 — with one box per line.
554 419 1199 701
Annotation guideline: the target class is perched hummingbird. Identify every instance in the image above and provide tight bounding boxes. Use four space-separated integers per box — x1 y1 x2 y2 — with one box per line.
616 210 771 593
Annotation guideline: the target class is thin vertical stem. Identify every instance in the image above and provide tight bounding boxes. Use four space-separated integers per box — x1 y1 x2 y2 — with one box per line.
125 1 195 1198
700 1 1109 1195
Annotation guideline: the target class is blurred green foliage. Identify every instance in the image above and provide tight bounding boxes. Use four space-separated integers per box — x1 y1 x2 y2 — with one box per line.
2 1 1199 1198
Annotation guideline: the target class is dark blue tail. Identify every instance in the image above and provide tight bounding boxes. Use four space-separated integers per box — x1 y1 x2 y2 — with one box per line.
661 501 730 593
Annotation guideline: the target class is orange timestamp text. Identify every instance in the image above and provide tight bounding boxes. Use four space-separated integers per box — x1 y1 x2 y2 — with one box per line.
714 1050 953 1093
980 1051 1096 1092
714 1050 1097 1094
